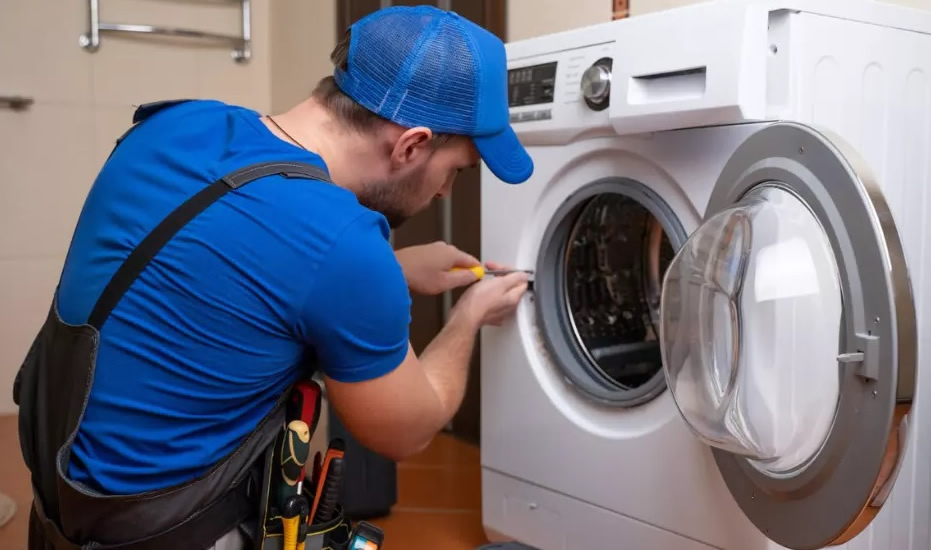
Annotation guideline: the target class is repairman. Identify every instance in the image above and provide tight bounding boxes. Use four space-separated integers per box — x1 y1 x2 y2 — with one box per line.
13 5 532 550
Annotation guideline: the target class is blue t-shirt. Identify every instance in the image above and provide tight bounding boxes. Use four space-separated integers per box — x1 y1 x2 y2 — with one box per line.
57 99 412 495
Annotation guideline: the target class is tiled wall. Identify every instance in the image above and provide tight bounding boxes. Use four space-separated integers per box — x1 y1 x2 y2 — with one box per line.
271 0 337 113
0 0 336 414
508 0 613 41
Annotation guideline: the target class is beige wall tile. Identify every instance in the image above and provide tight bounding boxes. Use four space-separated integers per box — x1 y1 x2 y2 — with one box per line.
97 0 213 28
508 0 612 41
195 51 270 111
630 0 710 16
270 0 338 113
0 0 94 104
196 1 272 111
93 104 137 169
0 105 96 259
90 36 200 106
0 257 64 414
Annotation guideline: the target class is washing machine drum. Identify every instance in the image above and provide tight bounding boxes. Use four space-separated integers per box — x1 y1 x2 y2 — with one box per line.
563 196 671 385
534 178 687 408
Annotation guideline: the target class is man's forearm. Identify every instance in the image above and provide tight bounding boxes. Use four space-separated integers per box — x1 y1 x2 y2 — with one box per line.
418 308 480 427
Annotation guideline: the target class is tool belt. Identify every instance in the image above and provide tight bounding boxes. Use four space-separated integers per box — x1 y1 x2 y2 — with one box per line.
12 99 369 550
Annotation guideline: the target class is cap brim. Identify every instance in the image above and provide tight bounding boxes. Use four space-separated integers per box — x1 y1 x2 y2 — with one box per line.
473 124 533 184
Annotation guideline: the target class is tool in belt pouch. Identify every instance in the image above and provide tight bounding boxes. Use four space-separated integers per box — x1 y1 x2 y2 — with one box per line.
252 382 354 550
11 99 354 550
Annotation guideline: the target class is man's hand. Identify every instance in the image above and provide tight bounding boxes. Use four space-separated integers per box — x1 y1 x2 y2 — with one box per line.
395 241 482 295
450 261 529 327
325 262 530 462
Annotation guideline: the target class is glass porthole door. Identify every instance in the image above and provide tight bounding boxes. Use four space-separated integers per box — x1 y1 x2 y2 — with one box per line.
659 122 917 549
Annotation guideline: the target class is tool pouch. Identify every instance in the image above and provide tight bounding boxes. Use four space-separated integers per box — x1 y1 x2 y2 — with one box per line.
249 376 354 550
251 440 352 550
252 502 351 550
304 506 352 550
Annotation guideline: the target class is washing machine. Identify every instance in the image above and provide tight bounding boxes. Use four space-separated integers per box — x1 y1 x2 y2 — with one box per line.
479 0 931 549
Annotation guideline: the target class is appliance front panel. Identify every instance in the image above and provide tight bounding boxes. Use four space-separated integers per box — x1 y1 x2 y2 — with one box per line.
480 128 778 549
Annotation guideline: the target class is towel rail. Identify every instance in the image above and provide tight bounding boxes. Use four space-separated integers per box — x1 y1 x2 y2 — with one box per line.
79 0 252 63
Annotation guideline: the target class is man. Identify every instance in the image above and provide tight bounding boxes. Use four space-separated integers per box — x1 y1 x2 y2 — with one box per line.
15 5 532 550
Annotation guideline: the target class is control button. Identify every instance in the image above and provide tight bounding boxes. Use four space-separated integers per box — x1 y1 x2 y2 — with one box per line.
580 57 613 111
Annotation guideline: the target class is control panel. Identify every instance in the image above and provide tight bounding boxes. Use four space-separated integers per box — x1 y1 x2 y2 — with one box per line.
507 62 557 123
505 41 616 138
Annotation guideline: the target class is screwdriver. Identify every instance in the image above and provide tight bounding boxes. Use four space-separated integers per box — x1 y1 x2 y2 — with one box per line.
278 419 311 497
278 419 311 550
451 266 534 280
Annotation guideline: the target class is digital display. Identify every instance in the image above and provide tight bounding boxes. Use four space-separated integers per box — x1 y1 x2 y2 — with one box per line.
508 62 557 107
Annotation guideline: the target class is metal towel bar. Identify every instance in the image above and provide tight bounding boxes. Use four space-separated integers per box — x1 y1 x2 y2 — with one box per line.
80 0 252 63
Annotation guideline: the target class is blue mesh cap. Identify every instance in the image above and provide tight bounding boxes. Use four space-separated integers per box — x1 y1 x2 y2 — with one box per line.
334 5 533 184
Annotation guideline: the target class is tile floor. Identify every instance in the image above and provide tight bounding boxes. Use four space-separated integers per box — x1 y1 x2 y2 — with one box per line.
0 415 489 550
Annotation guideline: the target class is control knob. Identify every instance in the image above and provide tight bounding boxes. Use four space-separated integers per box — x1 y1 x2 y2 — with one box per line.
580 57 613 111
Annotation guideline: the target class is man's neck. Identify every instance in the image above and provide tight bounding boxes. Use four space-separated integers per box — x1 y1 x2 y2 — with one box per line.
261 99 379 194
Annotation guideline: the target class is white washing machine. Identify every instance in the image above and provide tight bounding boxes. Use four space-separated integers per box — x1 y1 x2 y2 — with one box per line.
479 1 931 549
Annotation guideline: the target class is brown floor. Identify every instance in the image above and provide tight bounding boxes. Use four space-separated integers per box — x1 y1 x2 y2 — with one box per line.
0 415 488 550
0 415 30 550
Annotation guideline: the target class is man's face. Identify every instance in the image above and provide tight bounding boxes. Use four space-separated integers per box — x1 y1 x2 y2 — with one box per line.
357 134 479 228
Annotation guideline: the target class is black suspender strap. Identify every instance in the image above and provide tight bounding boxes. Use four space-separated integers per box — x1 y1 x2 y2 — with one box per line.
87 161 332 330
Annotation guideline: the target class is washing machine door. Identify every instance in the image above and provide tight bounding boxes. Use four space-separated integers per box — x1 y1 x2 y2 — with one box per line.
659 121 917 549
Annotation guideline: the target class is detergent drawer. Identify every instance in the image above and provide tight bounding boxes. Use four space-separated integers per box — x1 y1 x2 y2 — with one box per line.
608 0 777 135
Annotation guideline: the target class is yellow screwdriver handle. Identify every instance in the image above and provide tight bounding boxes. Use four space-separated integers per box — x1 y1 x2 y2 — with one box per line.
450 265 485 279
282 515 300 550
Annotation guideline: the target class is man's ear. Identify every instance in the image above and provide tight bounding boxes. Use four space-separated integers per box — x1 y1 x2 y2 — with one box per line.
390 127 434 167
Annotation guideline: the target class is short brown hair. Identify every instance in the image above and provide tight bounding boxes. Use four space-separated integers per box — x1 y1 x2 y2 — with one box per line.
312 30 453 145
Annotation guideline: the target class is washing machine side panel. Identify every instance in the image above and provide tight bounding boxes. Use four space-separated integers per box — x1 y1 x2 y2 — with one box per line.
784 13 931 550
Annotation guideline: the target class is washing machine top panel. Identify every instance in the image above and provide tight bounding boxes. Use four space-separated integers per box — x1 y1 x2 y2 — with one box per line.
499 0 931 146
659 121 916 549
